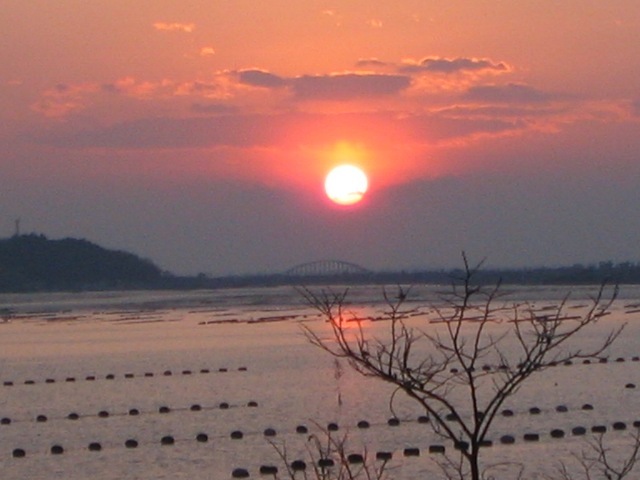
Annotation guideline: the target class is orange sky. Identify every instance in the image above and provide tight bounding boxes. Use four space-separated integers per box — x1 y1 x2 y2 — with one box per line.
1 1 640 274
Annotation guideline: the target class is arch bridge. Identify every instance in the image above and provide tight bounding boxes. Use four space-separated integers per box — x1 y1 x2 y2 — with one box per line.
285 260 371 277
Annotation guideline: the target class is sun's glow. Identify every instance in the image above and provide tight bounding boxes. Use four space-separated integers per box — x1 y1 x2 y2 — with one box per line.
324 165 369 205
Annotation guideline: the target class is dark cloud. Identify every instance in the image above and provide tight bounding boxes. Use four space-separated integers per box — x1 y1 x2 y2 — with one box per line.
36 109 525 151
190 103 238 115
291 73 411 100
238 69 287 88
355 58 390 68
400 57 508 74
463 83 554 104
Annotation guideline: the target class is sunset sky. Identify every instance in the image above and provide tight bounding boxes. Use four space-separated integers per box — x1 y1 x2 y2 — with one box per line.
2 1 639 275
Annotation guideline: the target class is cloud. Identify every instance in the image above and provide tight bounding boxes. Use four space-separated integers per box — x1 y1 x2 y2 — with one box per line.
200 47 216 56
367 19 383 28
631 99 640 116
191 103 238 115
238 69 288 88
153 22 195 33
462 83 554 104
400 57 510 74
291 73 411 100
355 58 390 68
31 83 98 117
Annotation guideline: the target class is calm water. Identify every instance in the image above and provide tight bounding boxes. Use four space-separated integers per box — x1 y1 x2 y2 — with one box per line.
0 284 639 479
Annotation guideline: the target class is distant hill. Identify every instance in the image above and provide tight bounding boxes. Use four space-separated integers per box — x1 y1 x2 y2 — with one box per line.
0 234 164 292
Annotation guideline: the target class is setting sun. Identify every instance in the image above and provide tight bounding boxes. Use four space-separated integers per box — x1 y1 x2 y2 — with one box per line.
324 165 369 206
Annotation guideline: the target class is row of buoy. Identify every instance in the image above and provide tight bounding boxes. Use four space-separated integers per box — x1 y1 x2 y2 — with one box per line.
1 366 248 387
448 355 640 374
0 401 260 426
8 419 639 459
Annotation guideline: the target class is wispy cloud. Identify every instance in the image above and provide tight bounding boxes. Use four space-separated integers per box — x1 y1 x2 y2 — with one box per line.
200 47 216 56
238 69 288 88
400 57 510 74
291 73 411 100
462 83 554 104
153 22 195 33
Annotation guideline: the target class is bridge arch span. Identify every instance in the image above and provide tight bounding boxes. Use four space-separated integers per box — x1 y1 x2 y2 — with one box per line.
285 260 371 277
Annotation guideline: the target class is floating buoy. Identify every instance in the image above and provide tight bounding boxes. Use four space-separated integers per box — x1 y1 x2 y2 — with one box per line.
163 370 172 376
556 405 568 413
88 442 102 451
348 453 365 463
550 429 565 439
124 374 134 379
3 381 13 386
454 441 469 451
523 433 539 442
500 435 515 444
429 445 445 454
403 448 420 457
129 408 140 416
616 357 625 363
482 365 491 371
626 383 636 389
259 465 278 475
445 413 459 421
529 407 541 415
161 435 175 445
25 380 35 385
582 404 594 411
230 430 243 439
106 374 115 380
196 433 208 443
219 402 230 409
190 404 202 411
450 368 459 373
634 420 640 428
50 445 64 455
583 359 591 364
247 401 258 407
231 468 250 478
66 377 76 382
327 423 339 432
200 369 210 374
12 448 25 458
263 428 276 437
376 452 392 461
502 409 514 417
159 406 170 414
572 426 587 436
144 372 154 377
98 411 109 418
592 425 607 433
318 458 334 468
296 425 308 434
599 358 608 364
67 413 80 420
563 360 572 366
388 417 400 426
182 370 192 375
36 415 47 423
219 368 228 373
632 357 640 362
86 376 96 381
290 460 306 471
125 439 138 448
417 416 429 424
613 422 627 431
357 420 370 429
479 440 493 447
45 379 55 384
238 367 248 371
1 417 12 425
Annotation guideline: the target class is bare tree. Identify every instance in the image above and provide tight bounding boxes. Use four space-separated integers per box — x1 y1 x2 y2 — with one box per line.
552 431 640 480
300 255 622 480
268 425 391 480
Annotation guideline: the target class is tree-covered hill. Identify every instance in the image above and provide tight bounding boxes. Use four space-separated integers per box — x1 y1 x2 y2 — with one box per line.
0 234 164 292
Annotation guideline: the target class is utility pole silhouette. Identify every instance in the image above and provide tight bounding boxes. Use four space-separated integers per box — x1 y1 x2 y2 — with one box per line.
14 218 20 237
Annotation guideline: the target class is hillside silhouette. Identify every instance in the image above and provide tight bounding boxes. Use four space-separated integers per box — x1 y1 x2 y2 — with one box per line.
0 234 163 292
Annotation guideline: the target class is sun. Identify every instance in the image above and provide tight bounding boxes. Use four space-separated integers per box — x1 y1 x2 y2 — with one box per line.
324 165 369 206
